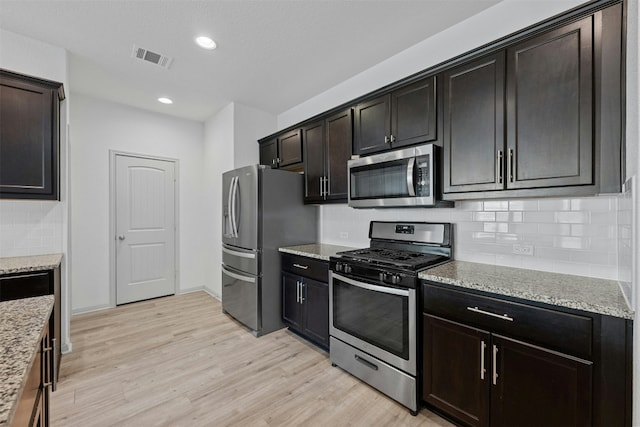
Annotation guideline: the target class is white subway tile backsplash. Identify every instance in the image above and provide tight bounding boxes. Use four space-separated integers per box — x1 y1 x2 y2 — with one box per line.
483 200 509 211
0 200 64 257
320 193 623 281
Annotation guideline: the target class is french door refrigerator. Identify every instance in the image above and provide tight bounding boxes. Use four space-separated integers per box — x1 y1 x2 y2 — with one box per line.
222 165 318 336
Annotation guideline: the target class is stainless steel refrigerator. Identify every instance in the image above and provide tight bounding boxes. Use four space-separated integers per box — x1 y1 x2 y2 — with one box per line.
222 165 318 336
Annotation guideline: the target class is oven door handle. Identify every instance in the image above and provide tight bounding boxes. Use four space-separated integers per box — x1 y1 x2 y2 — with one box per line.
331 272 409 297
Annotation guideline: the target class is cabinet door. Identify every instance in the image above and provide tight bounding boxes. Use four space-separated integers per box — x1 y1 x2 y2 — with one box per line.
506 18 593 189
325 108 352 201
0 75 58 199
301 278 329 347
491 334 592 427
282 272 302 329
423 314 490 427
354 94 391 156
303 121 325 203
278 129 303 168
443 53 505 194
259 138 278 168
391 76 437 148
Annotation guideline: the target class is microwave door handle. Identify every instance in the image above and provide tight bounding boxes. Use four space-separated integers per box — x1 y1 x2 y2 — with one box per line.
406 157 416 196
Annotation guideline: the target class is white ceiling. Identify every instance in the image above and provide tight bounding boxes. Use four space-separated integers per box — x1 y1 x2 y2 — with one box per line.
0 0 501 122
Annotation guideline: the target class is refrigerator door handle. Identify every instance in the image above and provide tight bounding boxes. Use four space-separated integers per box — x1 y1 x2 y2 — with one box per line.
230 176 239 238
222 265 256 283
225 177 235 238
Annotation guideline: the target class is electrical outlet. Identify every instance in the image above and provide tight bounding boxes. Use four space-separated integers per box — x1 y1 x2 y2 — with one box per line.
513 244 534 256
339 232 349 239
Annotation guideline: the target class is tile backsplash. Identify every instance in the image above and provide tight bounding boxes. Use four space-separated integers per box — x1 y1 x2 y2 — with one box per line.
321 194 622 280
0 200 63 257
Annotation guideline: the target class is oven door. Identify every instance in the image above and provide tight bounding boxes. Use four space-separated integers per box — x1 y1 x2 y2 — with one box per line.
329 272 416 375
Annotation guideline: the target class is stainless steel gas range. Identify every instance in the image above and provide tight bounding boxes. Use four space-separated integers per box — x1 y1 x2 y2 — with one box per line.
329 221 452 415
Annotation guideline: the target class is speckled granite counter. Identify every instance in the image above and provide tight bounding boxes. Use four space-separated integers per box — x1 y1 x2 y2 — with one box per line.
0 253 63 275
279 244 358 261
420 261 633 319
0 295 54 426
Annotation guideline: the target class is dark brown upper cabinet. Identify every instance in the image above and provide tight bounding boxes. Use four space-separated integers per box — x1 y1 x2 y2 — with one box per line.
278 129 303 169
0 69 64 200
443 52 505 194
444 9 621 200
258 130 304 172
505 17 593 190
303 108 352 204
354 76 436 156
259 137 278 168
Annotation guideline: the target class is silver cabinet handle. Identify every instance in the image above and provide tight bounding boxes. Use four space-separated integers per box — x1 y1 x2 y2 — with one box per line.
296 281 300 303
390 134 396 143
492 344 499 385
52 338 57 391
406 157 416 197
467 306 513 322
480 340 486 380
324 176 329 197
497 150 504 184
42 340 52 388
118 235 125 240
300 282 305 303
508 148 514 183
384 136 390 144
319 177 323 196
293 263 308 270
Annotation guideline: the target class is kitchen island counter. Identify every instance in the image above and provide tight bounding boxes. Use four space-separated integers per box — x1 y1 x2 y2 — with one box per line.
279 243 357 261
0 295 54 426
420 260 633 319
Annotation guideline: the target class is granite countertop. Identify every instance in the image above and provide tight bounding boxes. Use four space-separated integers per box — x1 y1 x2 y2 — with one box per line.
279 244 358 261
420 261 634 319
0 295 54 427
0 253 63 275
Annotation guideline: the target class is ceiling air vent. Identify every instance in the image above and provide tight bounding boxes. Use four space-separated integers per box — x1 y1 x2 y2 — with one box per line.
131 44 173 69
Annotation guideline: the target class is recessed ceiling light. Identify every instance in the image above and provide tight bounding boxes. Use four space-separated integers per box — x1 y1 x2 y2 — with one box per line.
195 36 217 50
158 97 173 104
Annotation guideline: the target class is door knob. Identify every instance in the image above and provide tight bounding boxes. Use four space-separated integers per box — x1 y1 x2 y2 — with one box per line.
118 235 126 240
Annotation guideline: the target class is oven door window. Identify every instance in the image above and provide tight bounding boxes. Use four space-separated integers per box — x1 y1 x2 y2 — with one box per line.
333 278 409 360
350 158 412 200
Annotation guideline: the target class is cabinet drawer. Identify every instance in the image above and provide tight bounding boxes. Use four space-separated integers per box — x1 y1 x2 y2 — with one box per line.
423 282 592 359
281 253 328 283
0 271 51 301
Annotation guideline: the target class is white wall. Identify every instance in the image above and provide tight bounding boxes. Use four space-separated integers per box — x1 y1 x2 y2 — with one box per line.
203 104 234 298
69 93 206 312
0 29 73 352
234 103 276 168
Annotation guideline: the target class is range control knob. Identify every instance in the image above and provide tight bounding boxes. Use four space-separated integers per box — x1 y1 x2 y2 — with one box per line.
343 264 353 274
335 262 344 272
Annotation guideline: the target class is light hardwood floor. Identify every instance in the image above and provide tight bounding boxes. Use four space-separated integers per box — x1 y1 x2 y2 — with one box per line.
52 292 454 426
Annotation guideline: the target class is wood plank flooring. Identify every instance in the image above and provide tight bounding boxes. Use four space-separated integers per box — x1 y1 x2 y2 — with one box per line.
52 292 454 426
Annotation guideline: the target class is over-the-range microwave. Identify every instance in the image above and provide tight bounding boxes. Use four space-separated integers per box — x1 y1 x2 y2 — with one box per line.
347 143 452 208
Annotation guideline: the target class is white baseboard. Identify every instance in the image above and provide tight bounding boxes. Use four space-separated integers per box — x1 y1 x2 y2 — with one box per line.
71 303 112 316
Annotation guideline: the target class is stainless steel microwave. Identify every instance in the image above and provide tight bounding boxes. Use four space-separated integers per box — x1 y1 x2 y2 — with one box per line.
348 144 448 208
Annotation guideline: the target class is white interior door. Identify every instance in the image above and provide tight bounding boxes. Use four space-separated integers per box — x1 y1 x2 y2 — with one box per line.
115 155 176 305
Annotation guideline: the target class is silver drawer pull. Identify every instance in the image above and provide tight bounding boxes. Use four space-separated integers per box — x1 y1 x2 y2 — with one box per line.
293 263 308 270
354 354 378 371
467 306 514 322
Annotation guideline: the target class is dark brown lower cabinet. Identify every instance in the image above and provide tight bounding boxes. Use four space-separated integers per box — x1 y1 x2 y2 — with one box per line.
0 267 61 385
281 253 329 349
422 282 631 427
282 271 329 348
14 317 51 427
